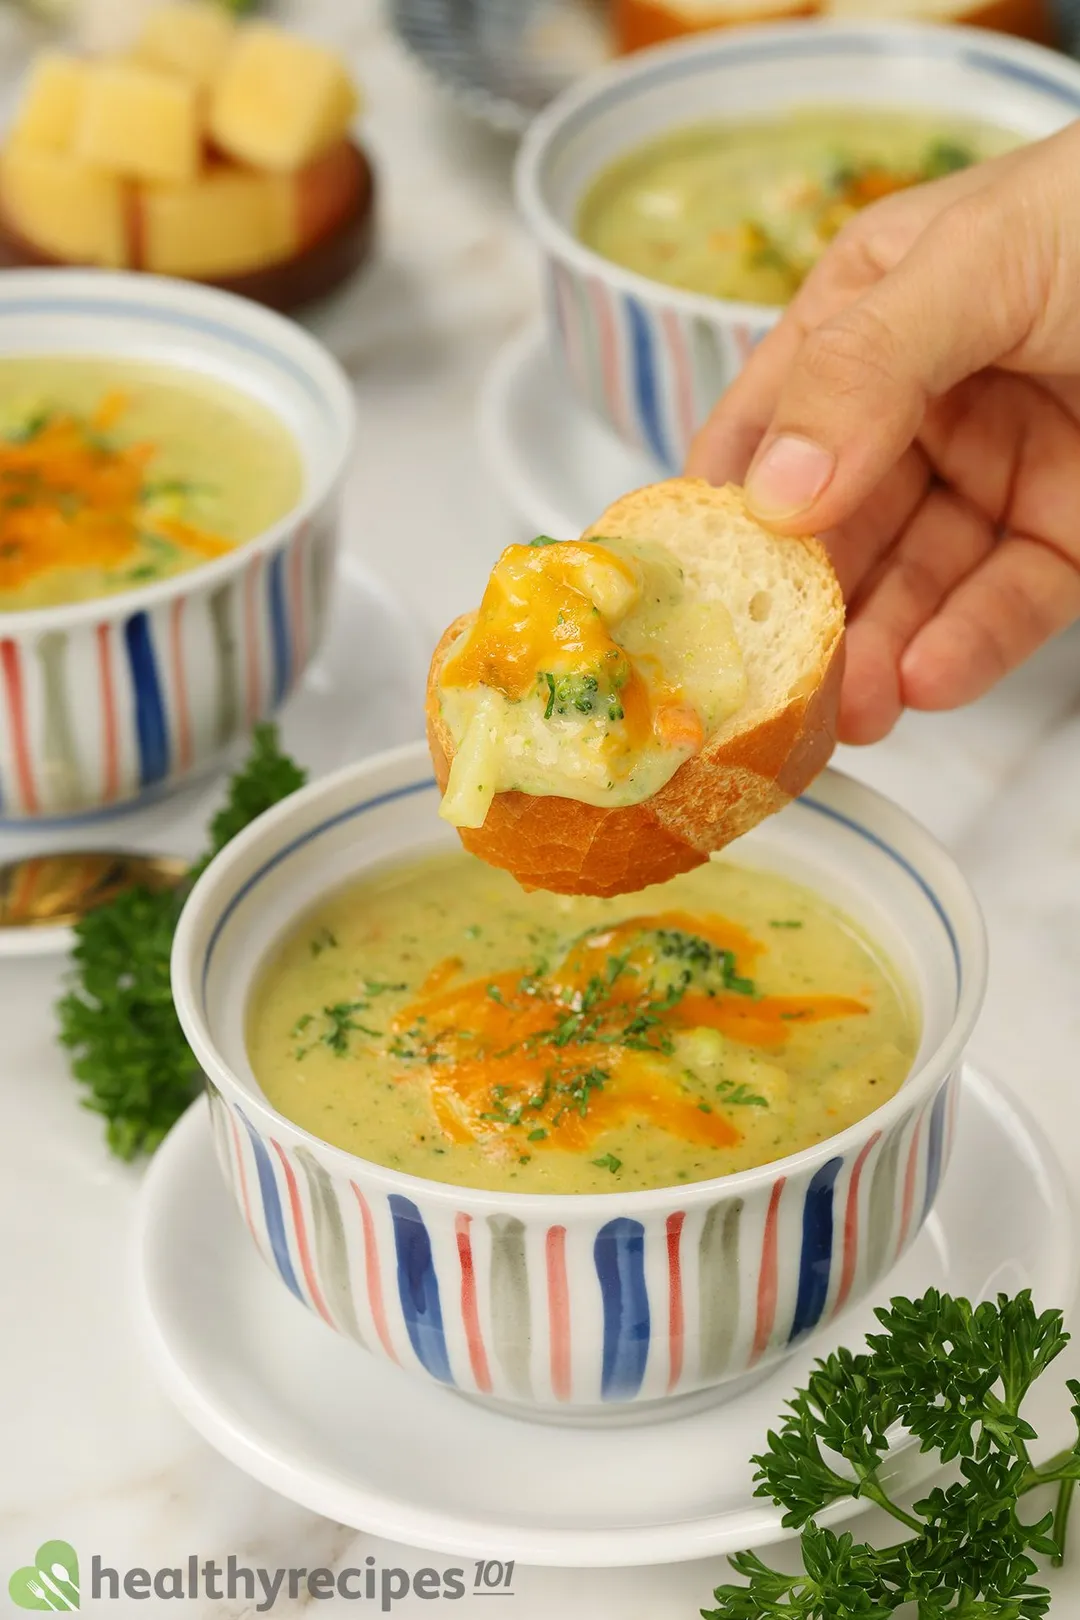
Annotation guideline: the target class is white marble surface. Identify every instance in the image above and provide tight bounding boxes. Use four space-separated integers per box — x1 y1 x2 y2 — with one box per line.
2 2 1080 1615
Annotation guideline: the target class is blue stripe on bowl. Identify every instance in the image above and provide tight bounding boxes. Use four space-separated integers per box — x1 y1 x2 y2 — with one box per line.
267 550 292 706
798 797 962 981
625 295 673 470
238 1109 305 1303
921 1081 950 1222
789 1155 842 1343
595 1216 650 1399
389 1193 454 1384
124 610 170 788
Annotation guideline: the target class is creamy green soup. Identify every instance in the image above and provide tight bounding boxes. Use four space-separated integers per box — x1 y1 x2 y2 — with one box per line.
0 356 303 611
247 850 917 1195
578 107 1017 305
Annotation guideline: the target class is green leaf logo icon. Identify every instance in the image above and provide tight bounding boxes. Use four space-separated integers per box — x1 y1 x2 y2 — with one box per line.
9 1541 80 1610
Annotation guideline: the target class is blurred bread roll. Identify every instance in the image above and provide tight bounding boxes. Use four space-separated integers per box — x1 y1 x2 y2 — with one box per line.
822 0 1056 45
613 0 816 54
613 0 1057 51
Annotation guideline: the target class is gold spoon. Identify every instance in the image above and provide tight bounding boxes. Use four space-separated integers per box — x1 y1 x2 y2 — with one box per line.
0 850 189 929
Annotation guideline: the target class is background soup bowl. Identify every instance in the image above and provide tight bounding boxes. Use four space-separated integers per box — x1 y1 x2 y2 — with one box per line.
0 269 355 822
172 740 986 1422
516 20 1080 472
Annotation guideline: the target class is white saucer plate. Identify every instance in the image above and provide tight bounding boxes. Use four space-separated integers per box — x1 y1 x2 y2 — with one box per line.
135 1066 1077 1568
479 322 660 539
0 558 429 959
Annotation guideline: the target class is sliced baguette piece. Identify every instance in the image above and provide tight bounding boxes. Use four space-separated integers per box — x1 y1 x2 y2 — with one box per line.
426 479 844 898
613 0 817 52
822 0 1056 44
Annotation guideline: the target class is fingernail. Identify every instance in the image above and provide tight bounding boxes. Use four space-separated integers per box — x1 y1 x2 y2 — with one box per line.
746 435 836 520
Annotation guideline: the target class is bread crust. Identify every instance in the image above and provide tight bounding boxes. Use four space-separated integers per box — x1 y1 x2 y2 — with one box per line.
427 480 844 898
960 0 1056 41
617 0 1057 48
823 0 1055 38
613 0 816 53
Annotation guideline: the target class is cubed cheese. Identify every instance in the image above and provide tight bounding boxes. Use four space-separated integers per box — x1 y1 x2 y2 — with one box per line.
0 147 128 266
76 61 200 184
9 54 88 153
135 3 235 89
209 23 359 172
139 163 295 278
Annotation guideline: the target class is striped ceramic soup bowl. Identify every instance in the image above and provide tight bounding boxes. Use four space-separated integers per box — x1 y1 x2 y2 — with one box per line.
0 270 354 822
172 741 987 1421
516 21 1080 471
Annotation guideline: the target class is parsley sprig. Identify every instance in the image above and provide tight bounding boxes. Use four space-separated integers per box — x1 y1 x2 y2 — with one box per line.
293 979 408 1059
706 1291 1080 1619
56 724 306 1160
295 1001 382 1058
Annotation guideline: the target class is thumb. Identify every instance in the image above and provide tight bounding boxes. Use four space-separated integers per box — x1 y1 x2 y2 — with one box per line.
742 190 1037 532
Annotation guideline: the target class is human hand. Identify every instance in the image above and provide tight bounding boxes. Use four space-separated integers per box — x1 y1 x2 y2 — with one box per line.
686 123 1080 744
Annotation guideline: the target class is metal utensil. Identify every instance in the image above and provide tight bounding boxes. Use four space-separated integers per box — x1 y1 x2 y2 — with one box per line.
0 849 188 929
391 0 611 134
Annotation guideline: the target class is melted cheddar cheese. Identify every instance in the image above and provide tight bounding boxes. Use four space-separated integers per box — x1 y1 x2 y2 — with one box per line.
437 535 746 827
246 851 917 1195
0 356 302 611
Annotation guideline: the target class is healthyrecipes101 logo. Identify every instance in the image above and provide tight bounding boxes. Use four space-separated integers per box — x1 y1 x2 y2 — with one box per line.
9 1541 80 1610
9 1544 518 1611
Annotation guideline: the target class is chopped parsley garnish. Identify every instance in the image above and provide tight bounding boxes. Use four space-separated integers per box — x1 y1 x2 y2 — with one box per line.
592 1154 622 1174
142 476 211 500
921 138 974 180
5 408 54 444
309 926 338 956
480 1083 527 1127
554 1066 609 1121
528 534 561 547
768 919 803 929
294 976 407 1059
716 1080 769 1109
310 1001 381 1055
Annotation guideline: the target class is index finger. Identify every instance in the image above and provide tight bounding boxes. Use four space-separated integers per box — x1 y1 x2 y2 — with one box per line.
685 217 911 482
684 150 1024 485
